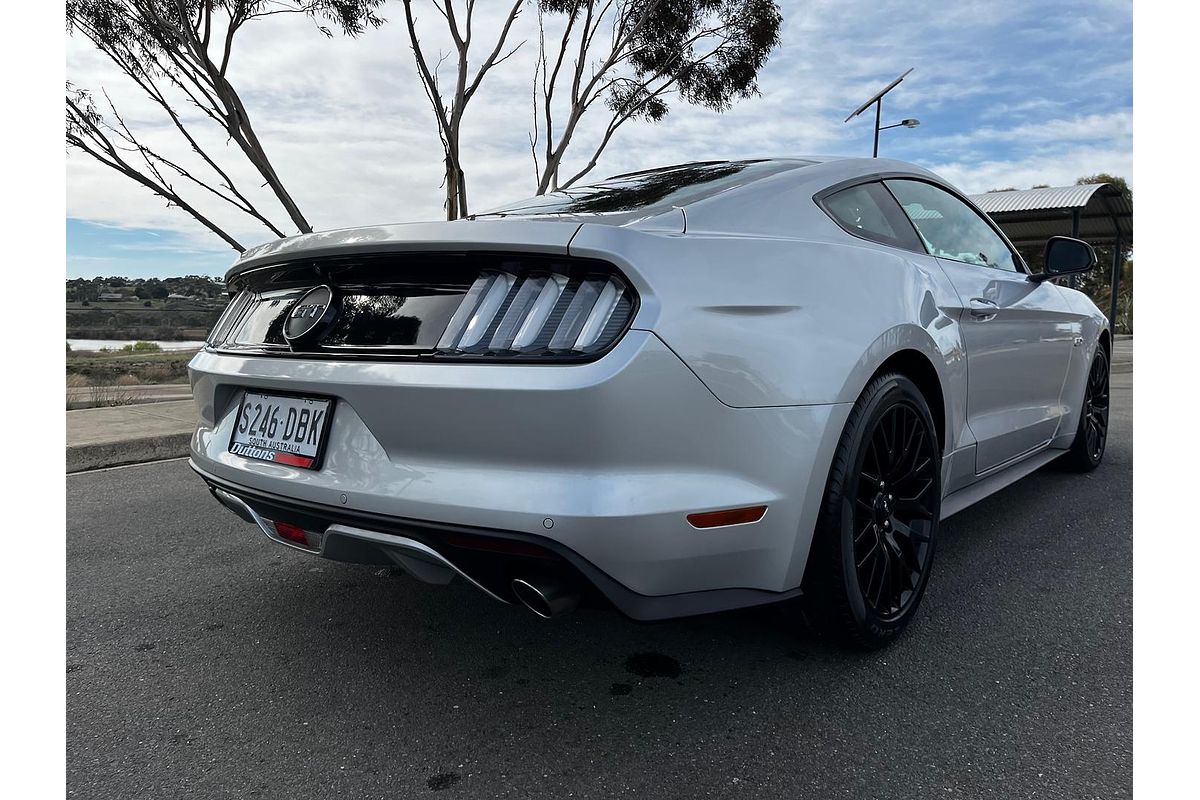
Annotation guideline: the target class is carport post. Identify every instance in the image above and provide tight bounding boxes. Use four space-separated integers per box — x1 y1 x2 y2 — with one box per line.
1069 209 1082 289
1109 230 1123 331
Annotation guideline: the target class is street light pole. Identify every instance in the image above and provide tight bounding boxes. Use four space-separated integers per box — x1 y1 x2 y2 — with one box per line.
870 117 922 156
873 99 882 158
845 69 916 158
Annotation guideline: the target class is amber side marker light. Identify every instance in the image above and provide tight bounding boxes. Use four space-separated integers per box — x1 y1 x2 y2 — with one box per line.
686 505 768 529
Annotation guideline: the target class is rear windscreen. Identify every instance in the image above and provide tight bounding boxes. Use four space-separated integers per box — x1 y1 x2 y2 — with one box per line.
477 160 812 217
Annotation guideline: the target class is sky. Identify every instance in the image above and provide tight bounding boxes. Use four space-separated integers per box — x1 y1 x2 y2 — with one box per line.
65 0 1133 280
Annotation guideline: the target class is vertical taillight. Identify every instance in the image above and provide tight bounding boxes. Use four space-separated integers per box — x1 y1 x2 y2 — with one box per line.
207 256 635 359
457 272 516 349
436 267 633 359
206 290 253 347
436 273 498 351
490 274 568 351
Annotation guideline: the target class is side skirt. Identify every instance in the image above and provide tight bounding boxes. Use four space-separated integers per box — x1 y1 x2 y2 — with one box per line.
940 448 1063 520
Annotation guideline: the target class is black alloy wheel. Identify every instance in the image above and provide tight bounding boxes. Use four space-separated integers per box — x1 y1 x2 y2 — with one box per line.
801 372 941 649
852 402 938 621
1062 345 1110 472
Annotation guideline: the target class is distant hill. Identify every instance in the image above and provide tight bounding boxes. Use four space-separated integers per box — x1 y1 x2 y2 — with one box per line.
66 275 226 303
66 276 228 341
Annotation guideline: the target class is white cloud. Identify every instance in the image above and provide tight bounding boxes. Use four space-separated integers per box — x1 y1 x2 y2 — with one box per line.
929 144 1134 195
66 0 1132 261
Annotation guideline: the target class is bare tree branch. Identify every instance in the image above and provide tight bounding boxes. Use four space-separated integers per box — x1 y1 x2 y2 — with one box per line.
67 1 386 245
400 0 526 220
67 90 246 251
103 54 289 238
463 1 524 102
530 1 781 194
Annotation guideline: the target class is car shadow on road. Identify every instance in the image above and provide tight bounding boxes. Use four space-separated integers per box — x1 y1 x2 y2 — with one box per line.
209 425 1130 717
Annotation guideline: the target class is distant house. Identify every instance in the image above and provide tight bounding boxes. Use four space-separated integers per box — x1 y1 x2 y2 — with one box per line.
98 292 124 301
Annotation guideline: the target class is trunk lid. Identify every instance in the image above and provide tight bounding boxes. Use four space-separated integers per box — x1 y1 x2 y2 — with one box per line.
227 218 584 280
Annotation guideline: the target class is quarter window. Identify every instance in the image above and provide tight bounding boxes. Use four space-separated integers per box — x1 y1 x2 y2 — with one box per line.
885 179 1019 272
821 182 923 251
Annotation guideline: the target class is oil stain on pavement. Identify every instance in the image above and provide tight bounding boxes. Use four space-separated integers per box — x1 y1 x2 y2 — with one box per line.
624 652 682 679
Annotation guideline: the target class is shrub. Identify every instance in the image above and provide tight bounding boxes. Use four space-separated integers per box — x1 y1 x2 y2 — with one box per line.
120 341 162 353
143 300 152 308
116 373 140 386
65 373 89 388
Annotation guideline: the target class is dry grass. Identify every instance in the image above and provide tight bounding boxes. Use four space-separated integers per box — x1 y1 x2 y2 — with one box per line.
66 373 89 389
140 364 175 383
66 348 194 386
83 379 146 409
115 373 141 386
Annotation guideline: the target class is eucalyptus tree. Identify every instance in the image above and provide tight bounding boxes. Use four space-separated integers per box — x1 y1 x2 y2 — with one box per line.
66 1 385 251
529 0 782 194
399 0 527 220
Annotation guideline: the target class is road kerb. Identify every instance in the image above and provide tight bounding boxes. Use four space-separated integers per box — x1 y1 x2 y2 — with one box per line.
67 432 194 474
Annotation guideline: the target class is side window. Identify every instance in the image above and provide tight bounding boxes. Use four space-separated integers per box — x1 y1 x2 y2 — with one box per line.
884 179 1019 272
820 182 923 252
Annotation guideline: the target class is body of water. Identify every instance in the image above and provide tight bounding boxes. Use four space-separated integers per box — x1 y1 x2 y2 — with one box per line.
68 339 206 352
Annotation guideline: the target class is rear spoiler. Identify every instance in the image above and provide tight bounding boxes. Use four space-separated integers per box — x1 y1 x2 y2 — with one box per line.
226 218 585 281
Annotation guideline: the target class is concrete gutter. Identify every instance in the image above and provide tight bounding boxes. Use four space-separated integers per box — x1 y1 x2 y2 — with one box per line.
66 400 197 473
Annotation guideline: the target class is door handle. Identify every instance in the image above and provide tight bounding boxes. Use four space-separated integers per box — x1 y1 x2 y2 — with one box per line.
968 297 999 318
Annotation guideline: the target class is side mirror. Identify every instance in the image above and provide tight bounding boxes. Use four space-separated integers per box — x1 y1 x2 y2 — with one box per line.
1035 236 1097 282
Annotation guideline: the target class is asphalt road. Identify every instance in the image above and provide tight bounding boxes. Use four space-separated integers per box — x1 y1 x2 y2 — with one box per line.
67 374 1132 799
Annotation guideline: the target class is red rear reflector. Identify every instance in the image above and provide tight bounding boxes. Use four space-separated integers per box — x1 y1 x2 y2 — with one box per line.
274 521 310 547
686 505 768 529
273 452 314 468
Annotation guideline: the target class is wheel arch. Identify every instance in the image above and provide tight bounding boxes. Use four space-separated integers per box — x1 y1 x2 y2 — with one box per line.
871 349 947 454
836 323 963 457
783 323 963 593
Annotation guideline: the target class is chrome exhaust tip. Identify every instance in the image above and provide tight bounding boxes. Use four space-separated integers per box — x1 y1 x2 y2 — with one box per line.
511 577 580 619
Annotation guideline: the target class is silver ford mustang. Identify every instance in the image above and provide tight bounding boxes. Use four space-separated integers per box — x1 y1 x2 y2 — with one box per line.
189 157 1110 648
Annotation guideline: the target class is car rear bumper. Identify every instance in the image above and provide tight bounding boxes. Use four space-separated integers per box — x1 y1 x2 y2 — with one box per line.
194 463 807 620
187 331 851 616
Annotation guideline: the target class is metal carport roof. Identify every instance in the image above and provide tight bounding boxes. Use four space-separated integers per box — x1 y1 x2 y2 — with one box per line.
968 183 1132 248
968 183 1132 325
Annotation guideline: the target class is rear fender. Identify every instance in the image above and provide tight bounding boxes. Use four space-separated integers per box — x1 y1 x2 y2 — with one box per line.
568 225 965 414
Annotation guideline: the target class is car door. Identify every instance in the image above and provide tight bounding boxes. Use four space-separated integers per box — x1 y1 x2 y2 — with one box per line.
884 179 1076 474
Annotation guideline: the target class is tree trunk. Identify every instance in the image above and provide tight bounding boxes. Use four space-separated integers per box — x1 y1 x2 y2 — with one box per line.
445 161 460 221
457 168 469 218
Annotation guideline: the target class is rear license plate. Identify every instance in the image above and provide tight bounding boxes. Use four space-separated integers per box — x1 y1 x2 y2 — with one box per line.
229 391 333 469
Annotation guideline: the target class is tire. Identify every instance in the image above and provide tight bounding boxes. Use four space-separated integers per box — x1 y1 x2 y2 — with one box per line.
1060 345 1110 473
800 373 942 649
